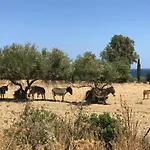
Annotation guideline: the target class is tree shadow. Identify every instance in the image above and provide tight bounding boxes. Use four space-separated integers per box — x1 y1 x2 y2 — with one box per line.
0 98 28 103
0 98 110 106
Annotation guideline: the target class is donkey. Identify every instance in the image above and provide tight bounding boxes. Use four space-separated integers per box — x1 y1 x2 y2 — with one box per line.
100 86 115 97
52 86 73 102
28 86 46 100
85 86 115 104
143 90 150 100
0 85 8 99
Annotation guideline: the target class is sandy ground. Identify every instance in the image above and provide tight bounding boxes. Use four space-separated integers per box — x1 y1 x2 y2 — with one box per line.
0 80 150 137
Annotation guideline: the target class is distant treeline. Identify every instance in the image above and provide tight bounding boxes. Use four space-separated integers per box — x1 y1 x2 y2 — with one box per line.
0 34 144 84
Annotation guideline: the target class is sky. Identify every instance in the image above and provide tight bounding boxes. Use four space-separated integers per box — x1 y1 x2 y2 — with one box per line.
0 0 150 69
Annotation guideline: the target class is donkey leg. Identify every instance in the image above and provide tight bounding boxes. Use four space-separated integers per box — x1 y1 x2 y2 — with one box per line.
43 94 45 99
32 94 34 100
103 96 107 105
53 94 56 101
61 95 64 102
143 94 145 100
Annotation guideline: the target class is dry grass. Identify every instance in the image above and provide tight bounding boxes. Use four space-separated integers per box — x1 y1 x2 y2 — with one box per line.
113 98 143 150
1 97 150 150
1 81 150 132
1 80 150 149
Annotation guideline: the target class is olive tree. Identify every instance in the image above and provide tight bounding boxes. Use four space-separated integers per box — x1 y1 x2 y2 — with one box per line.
0 43 44 99
73 52 104 81
100 62 119 82
112 59 131 82
100 34 138 64
100 34 138 82
41 48 73 81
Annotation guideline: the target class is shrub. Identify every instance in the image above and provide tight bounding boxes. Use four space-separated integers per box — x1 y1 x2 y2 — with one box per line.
114 99 146 150
4 104 60 149
127 76 137 83
140 77 147 83
77 112 117 149
146 71 150 84
4 100 150 150
89 113 117 143
4 104 116 150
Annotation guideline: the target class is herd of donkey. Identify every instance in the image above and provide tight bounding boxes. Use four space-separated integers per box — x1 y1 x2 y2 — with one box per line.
0 84 73 102
0 82 150 103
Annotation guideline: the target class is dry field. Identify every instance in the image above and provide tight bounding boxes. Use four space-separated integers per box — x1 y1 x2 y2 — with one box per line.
0 80 150 137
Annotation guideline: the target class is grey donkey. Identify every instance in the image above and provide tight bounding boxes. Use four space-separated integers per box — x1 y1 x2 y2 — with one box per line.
52 86 73 102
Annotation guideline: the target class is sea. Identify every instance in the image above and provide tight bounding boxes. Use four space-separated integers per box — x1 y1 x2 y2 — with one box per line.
131 69 150 77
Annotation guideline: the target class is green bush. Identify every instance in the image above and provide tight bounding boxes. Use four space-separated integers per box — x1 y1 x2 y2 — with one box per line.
146 71 150 83
79 112 117 143
4 105 59 149
90 113 116 142
127 76 137 83
140 76 147 83
3 101 150 150
4 105 118 149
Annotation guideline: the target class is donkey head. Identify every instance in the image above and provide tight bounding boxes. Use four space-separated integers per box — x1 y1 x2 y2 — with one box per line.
2 85 8 91
66 86 73 95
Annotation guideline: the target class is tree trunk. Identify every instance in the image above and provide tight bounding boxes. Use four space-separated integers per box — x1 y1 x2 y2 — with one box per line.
25 79 38 93
137 58 141 82
11 79 38 100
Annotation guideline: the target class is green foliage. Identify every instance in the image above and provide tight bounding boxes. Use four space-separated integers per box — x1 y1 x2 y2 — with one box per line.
100 62 119 82
128 76 137 83
146 71 150 83
0 34 139 83
100 35 138 82
140 77 147 83
100 34 138 64
112 59 131 83
42 48 73 80
0 43 42 80
90 113 117 142
4 104 117 149
73 52 104 81
101 60 132 83
4 105 65 149
80 112 117 143
5 106 57 148
0 44 73 83
4 104 148 150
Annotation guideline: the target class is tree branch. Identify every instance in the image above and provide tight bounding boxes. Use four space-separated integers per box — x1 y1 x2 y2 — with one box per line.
25 79 38 92
10 80 23 90
70 82 93 89
99 83 109 90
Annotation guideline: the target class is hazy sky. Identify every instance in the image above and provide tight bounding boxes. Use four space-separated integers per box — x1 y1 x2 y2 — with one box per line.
0 0 150 68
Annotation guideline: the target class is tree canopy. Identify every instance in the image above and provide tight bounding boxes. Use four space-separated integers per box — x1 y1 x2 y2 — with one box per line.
48 48 73 80
0 34 140 87
73 52 104 81
0 43 73 99
0 43 42 80
100 35 138 82
100 34 138 64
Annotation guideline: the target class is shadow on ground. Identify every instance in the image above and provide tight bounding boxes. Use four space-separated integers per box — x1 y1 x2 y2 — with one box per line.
0 98 110 106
